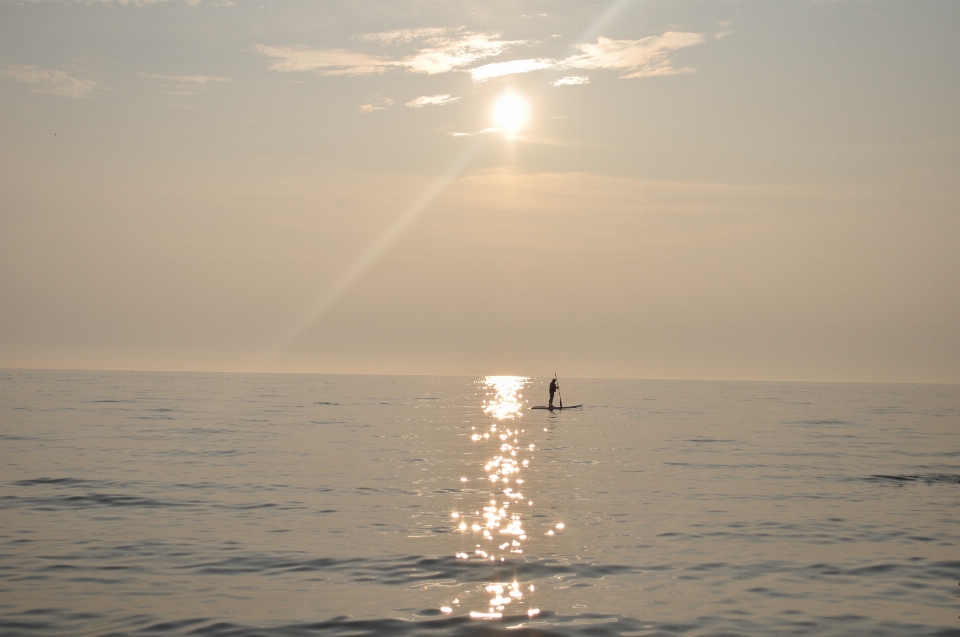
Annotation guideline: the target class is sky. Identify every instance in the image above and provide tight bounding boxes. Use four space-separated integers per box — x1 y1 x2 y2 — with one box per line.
0 0 958 382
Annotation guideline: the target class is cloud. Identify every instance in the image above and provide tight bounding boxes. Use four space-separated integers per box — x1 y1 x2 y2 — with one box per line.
140 72 230 98
397 31 525 74
141 73 231 83
256 30 703 82
256 28 525 77
1 65 94 98
564 33 704 78
552 75 589 86
713 31 734 40
253 44 394 76
359 27 451 45
450 127 497 137
406 94 460 108
469 58 555 82
466 32 704 82
359 98 394 113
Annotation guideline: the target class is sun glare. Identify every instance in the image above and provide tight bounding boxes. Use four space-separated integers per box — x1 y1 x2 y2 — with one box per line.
493 93 528 134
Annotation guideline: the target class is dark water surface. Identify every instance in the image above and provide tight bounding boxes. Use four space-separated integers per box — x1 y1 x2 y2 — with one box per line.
1 371 958 636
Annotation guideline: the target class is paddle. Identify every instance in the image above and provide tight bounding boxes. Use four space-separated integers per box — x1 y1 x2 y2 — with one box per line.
555 373 562 409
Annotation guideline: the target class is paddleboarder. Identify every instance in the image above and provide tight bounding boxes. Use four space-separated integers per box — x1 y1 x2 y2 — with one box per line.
549 377 558 409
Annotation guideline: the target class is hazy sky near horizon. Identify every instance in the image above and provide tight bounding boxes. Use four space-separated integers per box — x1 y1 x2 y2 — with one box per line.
1 0 958 382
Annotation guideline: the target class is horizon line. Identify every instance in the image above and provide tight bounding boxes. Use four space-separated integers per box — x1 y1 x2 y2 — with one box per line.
1 366 956 386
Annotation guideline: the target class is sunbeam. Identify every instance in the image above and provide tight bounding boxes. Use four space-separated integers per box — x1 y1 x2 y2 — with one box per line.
265 137 489 363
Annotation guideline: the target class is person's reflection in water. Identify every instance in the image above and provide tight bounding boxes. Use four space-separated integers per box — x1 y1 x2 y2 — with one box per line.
548 378 558 409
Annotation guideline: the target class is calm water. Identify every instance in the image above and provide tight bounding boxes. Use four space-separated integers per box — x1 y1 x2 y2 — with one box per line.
1 370 958 636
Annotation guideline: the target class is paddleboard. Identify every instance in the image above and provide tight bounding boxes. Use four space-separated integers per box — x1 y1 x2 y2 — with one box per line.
530 404 582 410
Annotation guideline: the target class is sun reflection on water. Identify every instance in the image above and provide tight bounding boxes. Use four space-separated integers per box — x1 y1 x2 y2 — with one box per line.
439 376 561 620
482 375 525 420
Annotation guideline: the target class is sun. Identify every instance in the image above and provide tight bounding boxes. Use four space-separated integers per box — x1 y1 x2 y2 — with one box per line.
493 93 529 134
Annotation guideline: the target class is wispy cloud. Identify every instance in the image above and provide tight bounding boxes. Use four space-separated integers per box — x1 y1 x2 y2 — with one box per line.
401 30 523 74
358 27 451 45
564 33 704 78
470 58 554 82
141 73 231 83
406 94 460 108
552 75 589 86
256 30 703 82
466 32 703 82
359 98 394 113
255 27 525 77
1 65 94 98
253 45 394 75
450 127 497 137
713 31 734 40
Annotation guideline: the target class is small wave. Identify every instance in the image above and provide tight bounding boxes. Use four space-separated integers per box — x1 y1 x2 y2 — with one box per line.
163 553 641 585
868 474 960 485
0 612 651 637
16 611 955 637
136 611 643 636
0 492 194 510
354 487 419 496
13 477 92 487
4 479 277 510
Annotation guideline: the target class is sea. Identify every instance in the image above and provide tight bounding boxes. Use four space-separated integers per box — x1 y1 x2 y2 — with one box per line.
1 370 958 637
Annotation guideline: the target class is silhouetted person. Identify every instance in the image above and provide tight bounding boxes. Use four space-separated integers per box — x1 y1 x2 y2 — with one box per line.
549 378 558 409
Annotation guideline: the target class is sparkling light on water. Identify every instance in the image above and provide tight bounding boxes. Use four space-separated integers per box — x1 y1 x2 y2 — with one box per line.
440 376 566 619
481 376 526 420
